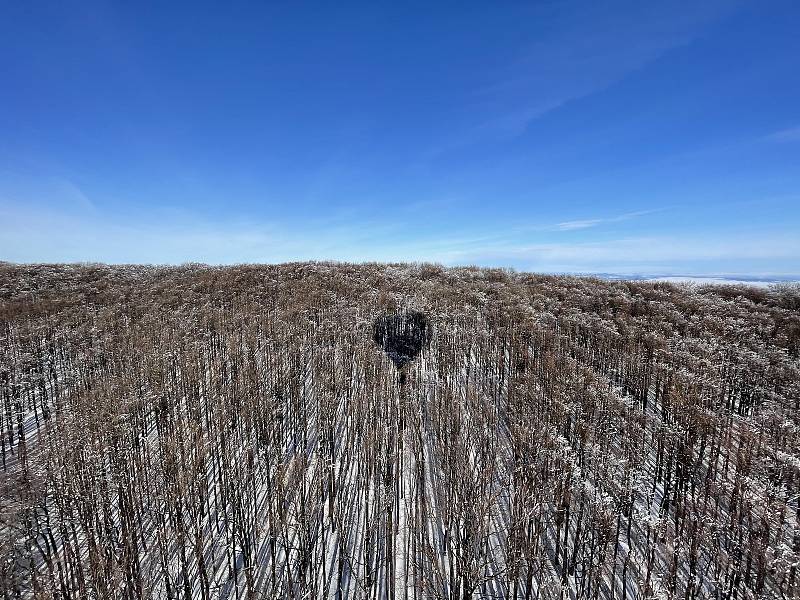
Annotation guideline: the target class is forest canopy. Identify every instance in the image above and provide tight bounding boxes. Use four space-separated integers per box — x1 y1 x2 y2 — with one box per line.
0 262 798 599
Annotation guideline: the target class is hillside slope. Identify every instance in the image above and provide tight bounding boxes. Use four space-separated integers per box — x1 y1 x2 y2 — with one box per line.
1 262 798 599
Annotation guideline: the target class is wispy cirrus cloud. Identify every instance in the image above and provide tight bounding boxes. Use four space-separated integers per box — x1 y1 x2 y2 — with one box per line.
426 232 800 277
556 218 606 231
2 195 796 278
0 201 405 265
454 2 740 145
764 126 800 143
555 208 663 231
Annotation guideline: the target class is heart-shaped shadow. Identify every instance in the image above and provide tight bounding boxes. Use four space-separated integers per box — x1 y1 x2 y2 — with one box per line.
373 311 431 371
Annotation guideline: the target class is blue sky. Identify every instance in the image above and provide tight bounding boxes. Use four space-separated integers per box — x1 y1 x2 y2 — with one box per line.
1 1 799 275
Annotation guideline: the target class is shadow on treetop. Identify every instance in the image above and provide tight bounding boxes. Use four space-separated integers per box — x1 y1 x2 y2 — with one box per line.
373 312 431 374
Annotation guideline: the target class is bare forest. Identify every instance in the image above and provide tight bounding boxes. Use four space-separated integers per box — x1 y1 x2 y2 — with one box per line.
1 262 799 600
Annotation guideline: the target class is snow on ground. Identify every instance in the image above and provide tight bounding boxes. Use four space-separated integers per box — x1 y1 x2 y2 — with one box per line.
645 276 791 287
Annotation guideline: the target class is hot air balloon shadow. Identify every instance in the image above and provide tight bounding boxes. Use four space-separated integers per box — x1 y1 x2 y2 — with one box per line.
372 311 431 385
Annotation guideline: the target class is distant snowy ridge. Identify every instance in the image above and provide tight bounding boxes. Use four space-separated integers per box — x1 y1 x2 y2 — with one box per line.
583 272 800 287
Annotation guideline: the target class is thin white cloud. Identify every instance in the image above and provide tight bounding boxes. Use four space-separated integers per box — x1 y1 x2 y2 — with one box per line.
555 209 662 231
427 233 800 276
765 126 800 143
456 2 740 144
56 179 96 213
557 218 605 231
2 201 797 277
0 202 408 265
